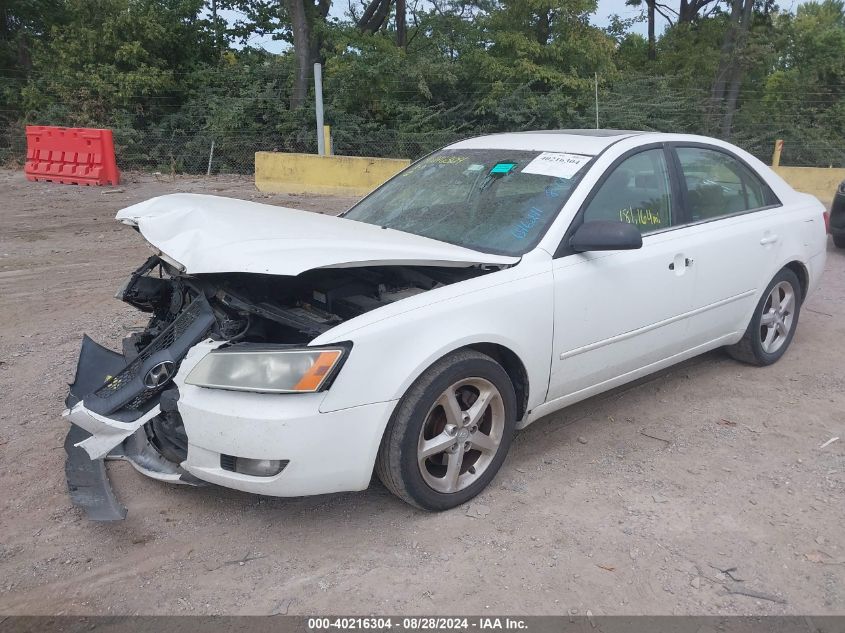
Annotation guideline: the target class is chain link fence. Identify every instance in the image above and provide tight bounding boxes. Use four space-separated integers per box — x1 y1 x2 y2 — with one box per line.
2 78 844 174
0 119 465 175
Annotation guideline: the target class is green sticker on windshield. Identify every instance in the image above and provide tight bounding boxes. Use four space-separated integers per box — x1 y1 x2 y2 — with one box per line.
490 162 516 175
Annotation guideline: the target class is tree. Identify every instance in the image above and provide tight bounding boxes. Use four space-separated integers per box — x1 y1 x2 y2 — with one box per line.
678 0 719 23
625 0 657 60
742 0 845 165
625 0 720 61
396 0 406 47
709 0 754 137
0 0 66 127
5 0 845 171
224 0 331 108
357 0 392 33
21 0 216 124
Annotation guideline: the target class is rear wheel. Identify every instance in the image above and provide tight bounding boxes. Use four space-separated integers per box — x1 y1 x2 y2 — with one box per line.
375 349 517 510
726 268 802 366
833 234 845 249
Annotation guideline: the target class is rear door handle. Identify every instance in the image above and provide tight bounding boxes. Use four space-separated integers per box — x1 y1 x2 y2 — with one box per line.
760 235 779 245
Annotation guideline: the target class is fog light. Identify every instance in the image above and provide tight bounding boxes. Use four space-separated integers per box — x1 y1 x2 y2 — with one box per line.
221 455 288 477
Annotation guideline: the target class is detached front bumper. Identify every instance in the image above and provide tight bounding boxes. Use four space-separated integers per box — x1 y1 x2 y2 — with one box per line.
64 337 396 519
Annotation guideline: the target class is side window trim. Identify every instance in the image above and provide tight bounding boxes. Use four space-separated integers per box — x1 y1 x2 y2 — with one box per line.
666 142 783 228
555 142 667 258
665 143 691 226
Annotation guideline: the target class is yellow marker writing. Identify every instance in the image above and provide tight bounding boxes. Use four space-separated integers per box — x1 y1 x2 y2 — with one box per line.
620 207 661 226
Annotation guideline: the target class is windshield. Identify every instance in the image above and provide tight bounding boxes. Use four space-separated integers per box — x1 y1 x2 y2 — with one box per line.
343 148 593 256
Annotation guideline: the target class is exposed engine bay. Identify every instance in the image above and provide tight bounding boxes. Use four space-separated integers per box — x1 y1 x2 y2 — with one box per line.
120 255 490 349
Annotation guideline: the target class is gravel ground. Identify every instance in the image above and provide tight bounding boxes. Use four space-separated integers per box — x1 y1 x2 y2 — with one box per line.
0 169 843 616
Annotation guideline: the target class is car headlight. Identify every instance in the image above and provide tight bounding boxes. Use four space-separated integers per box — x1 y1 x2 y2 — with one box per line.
185 344 350 393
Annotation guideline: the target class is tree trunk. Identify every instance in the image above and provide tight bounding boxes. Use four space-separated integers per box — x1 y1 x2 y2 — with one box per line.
679 0 718 24
678 0 693 23
357 0 392 34
719 0 753 137
709 0 753 138
647 0 655 60
371 0 392 33
286 0 312 109
286 0 331 109
357 0 381 30
396 0 406 47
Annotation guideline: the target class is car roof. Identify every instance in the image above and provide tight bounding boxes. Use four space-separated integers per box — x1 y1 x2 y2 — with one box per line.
446 129 650 155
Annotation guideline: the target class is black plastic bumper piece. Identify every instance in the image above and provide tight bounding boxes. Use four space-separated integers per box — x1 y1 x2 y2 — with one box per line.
82 293 216 421
64 423 127 521
65 334 126 410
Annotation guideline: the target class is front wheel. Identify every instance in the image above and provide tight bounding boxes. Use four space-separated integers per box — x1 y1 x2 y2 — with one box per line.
726 268 802 366
833 234 845 249
375 349 517 511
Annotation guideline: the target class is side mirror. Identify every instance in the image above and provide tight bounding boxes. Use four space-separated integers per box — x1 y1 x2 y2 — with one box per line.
569 220 643 253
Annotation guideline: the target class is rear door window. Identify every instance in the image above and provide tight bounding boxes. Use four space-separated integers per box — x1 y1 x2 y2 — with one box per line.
675 147 777 222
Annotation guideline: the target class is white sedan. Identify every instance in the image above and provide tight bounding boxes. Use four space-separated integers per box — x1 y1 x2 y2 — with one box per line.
63 130 828 519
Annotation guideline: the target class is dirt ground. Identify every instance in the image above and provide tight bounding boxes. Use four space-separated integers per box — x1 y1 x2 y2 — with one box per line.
0 169 843 616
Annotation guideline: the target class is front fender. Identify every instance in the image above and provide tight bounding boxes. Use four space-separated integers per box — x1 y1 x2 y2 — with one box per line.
315 253 555 415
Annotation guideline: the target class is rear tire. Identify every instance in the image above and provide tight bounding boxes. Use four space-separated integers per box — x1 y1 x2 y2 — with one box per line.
375 349 517 511
726 268 802 366
833 234 845 249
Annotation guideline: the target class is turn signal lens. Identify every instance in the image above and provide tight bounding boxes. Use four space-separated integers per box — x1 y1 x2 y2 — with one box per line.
293 351 343 391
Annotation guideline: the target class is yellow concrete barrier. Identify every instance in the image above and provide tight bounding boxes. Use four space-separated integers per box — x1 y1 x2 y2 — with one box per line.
773 166 845 206
255 152 411 197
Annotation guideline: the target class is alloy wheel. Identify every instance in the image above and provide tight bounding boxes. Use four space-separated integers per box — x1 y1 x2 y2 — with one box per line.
416 377 505 494
759 280 795 353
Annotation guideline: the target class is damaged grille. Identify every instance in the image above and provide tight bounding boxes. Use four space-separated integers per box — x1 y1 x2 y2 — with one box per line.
82 294 216 421
94 298 206 401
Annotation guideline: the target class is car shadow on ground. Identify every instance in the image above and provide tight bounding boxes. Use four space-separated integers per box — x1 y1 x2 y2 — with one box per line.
106 349 731 523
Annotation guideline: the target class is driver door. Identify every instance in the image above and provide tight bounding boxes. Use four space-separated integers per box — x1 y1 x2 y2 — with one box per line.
546 146 697 403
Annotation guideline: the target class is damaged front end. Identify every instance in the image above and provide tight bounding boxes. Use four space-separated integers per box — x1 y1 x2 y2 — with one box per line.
64 254 489 520
64 257 218 519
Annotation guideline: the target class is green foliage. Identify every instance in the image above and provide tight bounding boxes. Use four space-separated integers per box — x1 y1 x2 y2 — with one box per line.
21 0 216 123
741 0 845 165
2 0 845 170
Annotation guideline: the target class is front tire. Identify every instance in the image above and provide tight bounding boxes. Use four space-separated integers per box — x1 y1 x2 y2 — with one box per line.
375 349 517 511
726 268 802 366
833 234 845 249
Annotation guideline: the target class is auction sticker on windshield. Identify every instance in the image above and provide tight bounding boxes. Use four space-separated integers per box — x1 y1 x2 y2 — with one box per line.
521 152 592 178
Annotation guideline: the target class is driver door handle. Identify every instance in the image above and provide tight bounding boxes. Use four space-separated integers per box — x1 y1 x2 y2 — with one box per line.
760 234 779 246
668 256 693 271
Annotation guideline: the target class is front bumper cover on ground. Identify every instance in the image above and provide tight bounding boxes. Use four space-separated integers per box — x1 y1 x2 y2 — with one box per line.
64 424 127 521
64 422 205 521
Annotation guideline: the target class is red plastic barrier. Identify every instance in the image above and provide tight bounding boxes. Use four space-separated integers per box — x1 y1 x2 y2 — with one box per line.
25 126 120 186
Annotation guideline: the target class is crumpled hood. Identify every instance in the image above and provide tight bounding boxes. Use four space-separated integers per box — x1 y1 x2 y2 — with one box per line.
116 193 518 276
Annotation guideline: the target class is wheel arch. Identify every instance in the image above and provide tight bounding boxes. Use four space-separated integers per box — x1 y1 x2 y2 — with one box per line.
783 260 809 300
464 342 530 423
379 340 533 426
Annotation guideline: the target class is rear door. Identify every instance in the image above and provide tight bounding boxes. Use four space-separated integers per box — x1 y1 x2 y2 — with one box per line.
667 144 785 344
